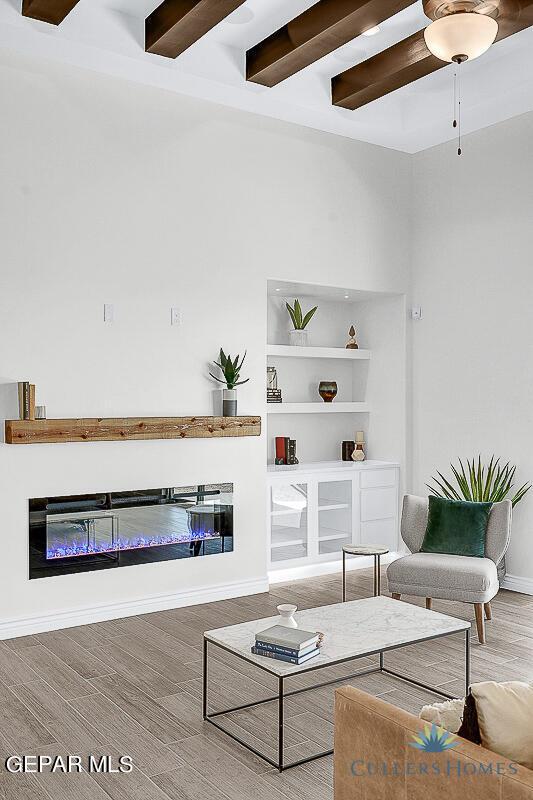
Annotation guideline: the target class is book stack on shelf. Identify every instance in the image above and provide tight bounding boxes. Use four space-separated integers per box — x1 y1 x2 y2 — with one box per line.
267 388 282 403
251 625 320 665
18 381 36 420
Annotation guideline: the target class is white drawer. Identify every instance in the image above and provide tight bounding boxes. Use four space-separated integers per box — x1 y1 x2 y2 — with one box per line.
360 469 397 489
360 519 398 551
361 487 397 521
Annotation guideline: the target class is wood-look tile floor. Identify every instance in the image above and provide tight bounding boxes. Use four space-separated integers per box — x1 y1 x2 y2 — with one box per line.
2 569 533 799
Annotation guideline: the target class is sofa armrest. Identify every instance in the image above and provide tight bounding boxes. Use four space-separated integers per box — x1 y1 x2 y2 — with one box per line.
334 685 533 800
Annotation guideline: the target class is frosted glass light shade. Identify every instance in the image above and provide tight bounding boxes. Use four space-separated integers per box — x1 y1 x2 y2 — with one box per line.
424 13 498 62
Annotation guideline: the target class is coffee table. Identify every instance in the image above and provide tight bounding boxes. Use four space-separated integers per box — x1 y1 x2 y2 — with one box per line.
203 595 470 772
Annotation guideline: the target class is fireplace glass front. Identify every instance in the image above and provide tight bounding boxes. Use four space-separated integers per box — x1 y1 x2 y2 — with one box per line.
29 484 233 579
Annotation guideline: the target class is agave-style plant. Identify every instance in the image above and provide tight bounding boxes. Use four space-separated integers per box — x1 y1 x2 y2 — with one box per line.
209 349 249 390
286 299 318 330
427 456 531 507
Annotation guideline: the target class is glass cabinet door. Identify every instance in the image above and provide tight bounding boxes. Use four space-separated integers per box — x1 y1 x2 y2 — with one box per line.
317 480 353 556
270 483 308 563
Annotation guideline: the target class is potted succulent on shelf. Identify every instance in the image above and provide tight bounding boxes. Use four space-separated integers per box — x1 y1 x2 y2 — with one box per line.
427 456 531 579
209 349 249 417
286 299 318 346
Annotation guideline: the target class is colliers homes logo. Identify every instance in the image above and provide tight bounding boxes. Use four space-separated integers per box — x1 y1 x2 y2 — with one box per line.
409 724 459 753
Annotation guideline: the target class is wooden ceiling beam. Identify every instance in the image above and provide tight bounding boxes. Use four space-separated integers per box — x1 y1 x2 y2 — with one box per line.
146 0 247 58
246 0 416 87
332 0 533 109
21 0 81 24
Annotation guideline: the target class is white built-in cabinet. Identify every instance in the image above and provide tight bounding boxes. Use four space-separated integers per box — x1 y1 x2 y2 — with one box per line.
267 461 400 571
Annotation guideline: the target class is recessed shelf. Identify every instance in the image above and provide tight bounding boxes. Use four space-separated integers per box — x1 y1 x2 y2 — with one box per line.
318 532 351 542
271 530 307 549
270 508 307 517
318 503 350 512
267 403 370 414
267 345 371 360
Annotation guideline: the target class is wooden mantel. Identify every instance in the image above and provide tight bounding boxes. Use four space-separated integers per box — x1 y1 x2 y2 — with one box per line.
5 416 261 445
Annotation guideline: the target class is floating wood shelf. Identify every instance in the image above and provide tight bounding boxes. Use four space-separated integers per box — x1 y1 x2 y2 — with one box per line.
4 416 261 445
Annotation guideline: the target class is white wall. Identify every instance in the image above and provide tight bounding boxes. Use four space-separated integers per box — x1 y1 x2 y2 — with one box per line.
0 48 411 635
411 111 533 587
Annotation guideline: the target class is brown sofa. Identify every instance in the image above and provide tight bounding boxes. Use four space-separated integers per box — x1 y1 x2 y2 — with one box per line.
334 686 533 799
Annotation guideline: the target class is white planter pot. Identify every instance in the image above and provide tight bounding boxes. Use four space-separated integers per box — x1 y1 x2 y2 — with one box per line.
289 329 308 347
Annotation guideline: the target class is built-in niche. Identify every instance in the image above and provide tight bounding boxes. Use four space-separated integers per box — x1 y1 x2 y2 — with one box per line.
29 484 233 579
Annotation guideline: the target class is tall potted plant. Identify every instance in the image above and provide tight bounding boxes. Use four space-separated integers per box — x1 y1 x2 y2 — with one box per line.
209 349 249 417
286 299 318 346
427 456 531 579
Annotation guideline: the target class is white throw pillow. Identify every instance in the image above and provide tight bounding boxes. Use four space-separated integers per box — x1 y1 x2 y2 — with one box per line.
470 680 533 768
419 698 465 734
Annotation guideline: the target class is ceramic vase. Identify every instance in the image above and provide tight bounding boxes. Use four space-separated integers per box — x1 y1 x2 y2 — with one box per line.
222 389 237 417
319 381 338 402
277 604 298 627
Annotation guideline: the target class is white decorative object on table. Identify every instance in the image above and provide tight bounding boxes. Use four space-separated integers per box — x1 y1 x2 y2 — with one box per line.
277 603 298 627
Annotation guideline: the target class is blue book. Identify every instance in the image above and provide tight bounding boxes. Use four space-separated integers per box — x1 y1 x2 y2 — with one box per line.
254 640 318 658
251 646 320 665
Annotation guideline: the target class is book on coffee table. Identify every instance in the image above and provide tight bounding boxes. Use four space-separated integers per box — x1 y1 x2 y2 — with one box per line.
251 645 320 665
253 625 320 662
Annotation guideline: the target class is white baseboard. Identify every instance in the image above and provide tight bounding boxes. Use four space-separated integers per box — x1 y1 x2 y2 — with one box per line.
501 573 533 596
268 552 400 584
0 576 269 640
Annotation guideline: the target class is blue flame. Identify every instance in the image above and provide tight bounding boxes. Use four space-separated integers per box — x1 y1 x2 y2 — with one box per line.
46 529 220 559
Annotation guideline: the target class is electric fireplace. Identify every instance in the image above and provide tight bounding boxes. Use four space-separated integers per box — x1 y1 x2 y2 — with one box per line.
29 484 233 579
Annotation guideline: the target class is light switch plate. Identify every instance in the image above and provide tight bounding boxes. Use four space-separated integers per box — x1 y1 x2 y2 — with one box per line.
411 306 422 320
104 303 114 323
171 307 182 326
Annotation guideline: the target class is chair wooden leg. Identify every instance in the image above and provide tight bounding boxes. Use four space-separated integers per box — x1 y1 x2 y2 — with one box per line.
392 593 401 601
484 601 492 621
474 604 486 644
425 598 432 610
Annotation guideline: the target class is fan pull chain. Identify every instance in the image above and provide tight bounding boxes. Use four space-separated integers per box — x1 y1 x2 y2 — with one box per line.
452 60 462 156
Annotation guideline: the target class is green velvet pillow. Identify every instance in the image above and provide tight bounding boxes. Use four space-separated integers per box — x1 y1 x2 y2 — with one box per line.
421 496 492 558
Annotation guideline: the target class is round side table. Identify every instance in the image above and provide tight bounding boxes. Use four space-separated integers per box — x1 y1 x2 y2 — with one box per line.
342 545 389 601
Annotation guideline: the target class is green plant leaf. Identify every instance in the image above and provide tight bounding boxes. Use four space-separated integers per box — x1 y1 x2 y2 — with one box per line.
294 299 303 328
429 457 531 508
512 483 532 506
286 302 297 329
211 347 248 389
302 306 318 329
435 471 462 500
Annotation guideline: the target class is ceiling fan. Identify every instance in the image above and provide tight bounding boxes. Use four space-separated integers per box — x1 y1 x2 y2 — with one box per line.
420 0 502 153
423 0 500 63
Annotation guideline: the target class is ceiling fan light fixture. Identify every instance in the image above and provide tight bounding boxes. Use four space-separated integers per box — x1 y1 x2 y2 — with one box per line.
424 12 498 62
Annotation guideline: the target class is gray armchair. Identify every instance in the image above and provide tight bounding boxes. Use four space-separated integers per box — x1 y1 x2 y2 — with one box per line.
387 495 512 643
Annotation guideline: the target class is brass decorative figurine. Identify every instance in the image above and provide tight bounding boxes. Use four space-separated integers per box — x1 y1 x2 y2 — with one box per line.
346 325 359 349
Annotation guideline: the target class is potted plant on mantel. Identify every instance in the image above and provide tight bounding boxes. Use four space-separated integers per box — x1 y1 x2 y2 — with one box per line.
286 299 318 346
209 349 249 417
427 456 531 579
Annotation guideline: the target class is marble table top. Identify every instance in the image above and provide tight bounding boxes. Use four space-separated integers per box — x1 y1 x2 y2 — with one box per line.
205 596 470 677
343 545 389 555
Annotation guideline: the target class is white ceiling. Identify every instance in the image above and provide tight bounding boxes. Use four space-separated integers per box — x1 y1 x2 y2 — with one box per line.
1 0 532 152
